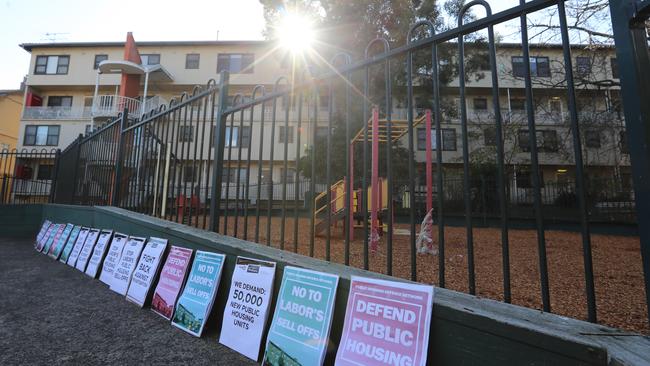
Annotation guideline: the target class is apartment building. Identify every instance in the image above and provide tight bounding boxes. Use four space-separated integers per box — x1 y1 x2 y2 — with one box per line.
12 35 630 206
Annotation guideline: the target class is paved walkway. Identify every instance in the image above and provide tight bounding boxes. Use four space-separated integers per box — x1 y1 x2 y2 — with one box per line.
0 237 257 365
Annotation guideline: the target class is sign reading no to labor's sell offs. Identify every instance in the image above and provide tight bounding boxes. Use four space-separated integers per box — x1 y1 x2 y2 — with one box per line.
263 266 339 366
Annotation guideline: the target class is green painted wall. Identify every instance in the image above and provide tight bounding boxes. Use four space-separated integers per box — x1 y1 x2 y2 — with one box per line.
2 203 648 365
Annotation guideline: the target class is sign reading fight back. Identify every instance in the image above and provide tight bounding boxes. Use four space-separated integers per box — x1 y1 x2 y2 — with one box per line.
172 250 225 337
126 237 168 307
151 246 193 320
334 276 434 366
263 266 339 366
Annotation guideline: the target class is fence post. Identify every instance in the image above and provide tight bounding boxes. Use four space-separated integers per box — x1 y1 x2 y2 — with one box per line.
69 134 83 205
49 149 61 203
209 71 230 232
609 0 650 329
112 108 128 207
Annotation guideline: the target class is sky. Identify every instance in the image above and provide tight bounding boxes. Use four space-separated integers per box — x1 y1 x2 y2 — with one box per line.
0 0 266 89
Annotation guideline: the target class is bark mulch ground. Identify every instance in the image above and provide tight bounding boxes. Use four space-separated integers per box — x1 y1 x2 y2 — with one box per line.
171 214 648 334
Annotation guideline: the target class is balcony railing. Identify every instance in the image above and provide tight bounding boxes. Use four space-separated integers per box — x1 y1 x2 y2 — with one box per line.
22 95 168 121
22 106 92 120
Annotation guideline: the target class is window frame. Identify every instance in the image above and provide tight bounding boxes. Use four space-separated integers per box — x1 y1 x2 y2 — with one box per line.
473 97 488 111
185 53 200 69
37 164 54 180
278 125 294 144
216 53 255 74
610 57 619 79
93 54 108 70
47 96 73 107
585 130 601 148
178 125 194 142
140 53 161 65
416 127 456 151
512 56 551 78
23 125 60 146
575 56 592 77
34 55 70 75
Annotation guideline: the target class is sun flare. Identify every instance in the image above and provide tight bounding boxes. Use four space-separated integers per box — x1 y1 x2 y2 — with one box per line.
277 13 314 54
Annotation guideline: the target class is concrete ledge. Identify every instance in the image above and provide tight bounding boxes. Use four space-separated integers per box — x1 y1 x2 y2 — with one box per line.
3 203 649 365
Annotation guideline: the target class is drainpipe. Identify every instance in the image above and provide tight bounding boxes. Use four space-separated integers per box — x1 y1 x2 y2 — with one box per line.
141 68 150 118
92 70 100 128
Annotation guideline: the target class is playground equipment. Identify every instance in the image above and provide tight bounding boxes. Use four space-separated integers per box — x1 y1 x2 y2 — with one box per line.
313 107 436 251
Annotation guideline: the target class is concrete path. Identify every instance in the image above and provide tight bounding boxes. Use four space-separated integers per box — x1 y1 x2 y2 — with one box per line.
0 237 257 365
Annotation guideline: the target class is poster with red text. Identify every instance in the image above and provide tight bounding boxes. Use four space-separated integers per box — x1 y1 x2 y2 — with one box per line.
150 246 193 320
334 276 434 366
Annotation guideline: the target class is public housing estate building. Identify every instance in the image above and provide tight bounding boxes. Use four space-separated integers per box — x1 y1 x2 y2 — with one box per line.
13 35 629 207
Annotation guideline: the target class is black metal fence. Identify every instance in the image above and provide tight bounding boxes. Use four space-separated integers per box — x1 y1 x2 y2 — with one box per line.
8 0 649 331
0 148 58 204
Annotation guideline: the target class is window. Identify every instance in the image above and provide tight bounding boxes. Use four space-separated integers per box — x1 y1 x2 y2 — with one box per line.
611 58 619 79
225 126 238 147
185 53 200 69
47 96 72 107
222 167 246 183
37 164 53 180
183 166 195 183
316 127 329 138
178 125 194 142
279 126 294 143
240 126 251 148
512 56 550 77
24 125 60 146
319 94 330 109
620 131 628 154
515 167 544 188
484 127 497 146
140 54 160 65
280 168 296 183
217 53 254 74
93 54 108 69
34 55 69 75
518 130 559 152
585 130 601 148
549 99 562 115
473 98 488 111
85 125 93 135
416 128 456 151
260 169 272 184
575 57 592 77
510 98 526 111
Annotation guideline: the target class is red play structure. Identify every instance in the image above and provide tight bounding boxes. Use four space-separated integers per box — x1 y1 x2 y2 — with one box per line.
313 107 434 252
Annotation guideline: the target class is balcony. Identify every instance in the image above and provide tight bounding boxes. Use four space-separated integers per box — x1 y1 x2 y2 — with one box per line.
22 106 92 120
22 95 167 121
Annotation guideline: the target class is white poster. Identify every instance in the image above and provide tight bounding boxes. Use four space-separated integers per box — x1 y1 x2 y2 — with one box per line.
219 257 277 361
67 227 90 267
126 237 168 307
75 229 101 272
110 236 146 296
35 220 52 248
99 233 129 286
85 230 114 278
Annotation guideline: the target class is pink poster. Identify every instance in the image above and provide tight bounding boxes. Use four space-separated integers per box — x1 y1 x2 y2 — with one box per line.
335 276 434 366
150 246 192 320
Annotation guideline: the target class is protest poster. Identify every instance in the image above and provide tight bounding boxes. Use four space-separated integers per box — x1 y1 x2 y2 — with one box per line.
126 237 168 307
171 251 225 337
84 230 115 278
66 227 90 267
59 225 82 264
75 228 101 272
151 246 193 320
109 236 146 296
36 222 56 252
334 276 434 366
219 257 277 361
263 266 339 366
35 220 52 248
42 224 64 255
48 223 74 259
99 233 129 286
